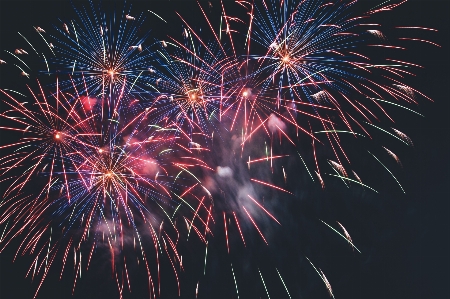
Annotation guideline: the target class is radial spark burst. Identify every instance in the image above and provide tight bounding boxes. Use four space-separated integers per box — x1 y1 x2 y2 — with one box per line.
217 0 437 192
0 79 94 199
3 0 159 100
51 0 160 98
141 25 238 147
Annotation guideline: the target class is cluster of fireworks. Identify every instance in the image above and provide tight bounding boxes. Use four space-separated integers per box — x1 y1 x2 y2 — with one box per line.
0 0 438 298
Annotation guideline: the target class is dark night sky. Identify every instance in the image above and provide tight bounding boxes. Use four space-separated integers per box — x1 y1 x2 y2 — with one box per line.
0 0 449 298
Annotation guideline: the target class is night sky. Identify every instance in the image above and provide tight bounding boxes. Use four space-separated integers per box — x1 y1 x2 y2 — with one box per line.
0 0 449 298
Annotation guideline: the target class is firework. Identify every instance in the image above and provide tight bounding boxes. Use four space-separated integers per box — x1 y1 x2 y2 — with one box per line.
2 0 159 102
0 0 440 298
0 76 205 298
140 13 240 147
215 0 439 194
0 78 93 199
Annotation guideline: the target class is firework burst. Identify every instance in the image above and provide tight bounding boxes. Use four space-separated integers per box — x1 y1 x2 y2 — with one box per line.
216 0 437 193
2 0 159 101
140 18 240 147
0 76 206 298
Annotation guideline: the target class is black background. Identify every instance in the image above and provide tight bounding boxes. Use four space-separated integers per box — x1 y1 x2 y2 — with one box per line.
0 0 449 298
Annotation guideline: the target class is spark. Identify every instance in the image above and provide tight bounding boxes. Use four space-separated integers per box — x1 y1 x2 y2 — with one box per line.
258 268 270 299
320 219 361 253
